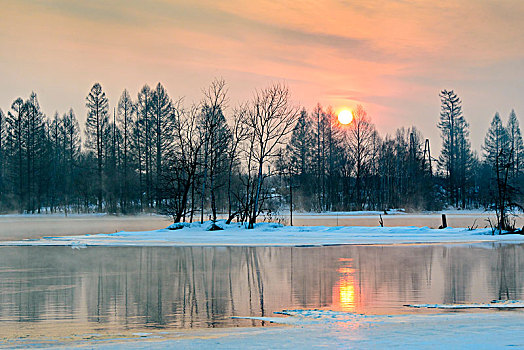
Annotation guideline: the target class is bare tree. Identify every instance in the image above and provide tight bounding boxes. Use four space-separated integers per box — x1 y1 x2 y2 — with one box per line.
163 104 204 222
199 79 230 223
243 83 300 228
226 105 250 223
344 104 375 209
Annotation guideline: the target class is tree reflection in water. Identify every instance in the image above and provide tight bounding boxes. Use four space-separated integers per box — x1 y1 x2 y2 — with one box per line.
0 243 522 332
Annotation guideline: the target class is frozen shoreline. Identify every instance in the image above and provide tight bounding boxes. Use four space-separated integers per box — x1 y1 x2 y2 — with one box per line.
1 220 523 247
19 309 523 349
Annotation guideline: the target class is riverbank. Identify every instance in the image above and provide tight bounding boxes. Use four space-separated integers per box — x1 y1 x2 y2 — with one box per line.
2 220 523 247
0 210 520 241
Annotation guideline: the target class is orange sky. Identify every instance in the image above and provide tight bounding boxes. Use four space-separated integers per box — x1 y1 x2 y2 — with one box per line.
1 0 524 150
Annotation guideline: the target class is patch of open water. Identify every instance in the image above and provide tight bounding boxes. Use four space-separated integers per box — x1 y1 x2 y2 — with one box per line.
0 243 523 342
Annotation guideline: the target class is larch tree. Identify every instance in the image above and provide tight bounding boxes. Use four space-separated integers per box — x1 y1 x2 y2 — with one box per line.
151 83 172 208
324 107 345 211
0 108 5 211
285 108 314 209
483 112 512 230
85 83 109 212
438 90 471 208
506 110 523 178
312 104 324 210
117 89 135 213
6 98 25 211
483 113 509 167
48 112 62 212
62 109 81 213
24 92 47 213
136 84 153 209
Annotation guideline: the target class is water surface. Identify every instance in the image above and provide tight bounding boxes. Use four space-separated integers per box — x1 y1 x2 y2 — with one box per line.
0 243 523 340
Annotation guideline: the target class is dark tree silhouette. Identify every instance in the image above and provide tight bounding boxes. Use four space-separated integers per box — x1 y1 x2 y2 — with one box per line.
85 83 109 212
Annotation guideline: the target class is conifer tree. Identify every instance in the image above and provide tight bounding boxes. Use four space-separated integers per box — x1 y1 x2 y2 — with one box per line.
117 89 135 212
285 108 314 208
0 108 5 211
483 113 509 166
62 109 81 213
438 90 472 207
151 83 172 208
6 98 25 211
136 85 153 209
24 93 47 213
85 83 109 212
506 110 523 178
483 112 512 230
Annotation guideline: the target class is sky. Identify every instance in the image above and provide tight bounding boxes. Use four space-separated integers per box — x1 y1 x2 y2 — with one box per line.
1 0 524 152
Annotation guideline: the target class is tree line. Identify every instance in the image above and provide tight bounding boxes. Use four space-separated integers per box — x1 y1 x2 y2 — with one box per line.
0 81 522 228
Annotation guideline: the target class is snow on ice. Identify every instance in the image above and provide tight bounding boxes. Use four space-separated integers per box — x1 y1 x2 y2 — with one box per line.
406 300 524 309
60 309 524 349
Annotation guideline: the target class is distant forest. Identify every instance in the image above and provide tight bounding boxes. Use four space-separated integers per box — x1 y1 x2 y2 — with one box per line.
0 80 522 228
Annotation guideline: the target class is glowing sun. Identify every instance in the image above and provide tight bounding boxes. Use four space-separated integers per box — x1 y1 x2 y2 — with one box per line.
338 109 353 124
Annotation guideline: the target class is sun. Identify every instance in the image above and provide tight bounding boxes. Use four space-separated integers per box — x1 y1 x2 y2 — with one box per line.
338 109 353 125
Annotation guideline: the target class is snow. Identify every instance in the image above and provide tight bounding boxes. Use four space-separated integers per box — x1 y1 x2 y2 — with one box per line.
1 220 523 247
290 209 408 216
406 300 524 309
50 309 524 349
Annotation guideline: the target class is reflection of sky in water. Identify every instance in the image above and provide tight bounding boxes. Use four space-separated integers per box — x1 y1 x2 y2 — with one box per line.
0 244 522 339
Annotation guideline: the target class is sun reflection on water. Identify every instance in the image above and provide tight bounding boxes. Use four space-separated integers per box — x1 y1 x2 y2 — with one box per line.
333 258 359 312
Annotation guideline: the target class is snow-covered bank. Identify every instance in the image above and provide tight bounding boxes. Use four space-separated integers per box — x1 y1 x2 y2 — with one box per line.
2 220 523 247
40 309 524 349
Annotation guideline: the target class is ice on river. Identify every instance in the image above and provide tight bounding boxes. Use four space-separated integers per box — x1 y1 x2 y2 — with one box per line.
406 300 524 309
68 309 524 349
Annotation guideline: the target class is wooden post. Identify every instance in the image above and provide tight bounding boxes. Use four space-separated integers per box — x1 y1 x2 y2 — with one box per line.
440 214 447 229
289 176 293 226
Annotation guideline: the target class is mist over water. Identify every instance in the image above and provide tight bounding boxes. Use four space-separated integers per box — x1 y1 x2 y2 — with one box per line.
0 244 522 336
1 213 521 241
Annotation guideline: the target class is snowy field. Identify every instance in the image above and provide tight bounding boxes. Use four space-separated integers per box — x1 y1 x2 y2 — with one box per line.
2 220 523 247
